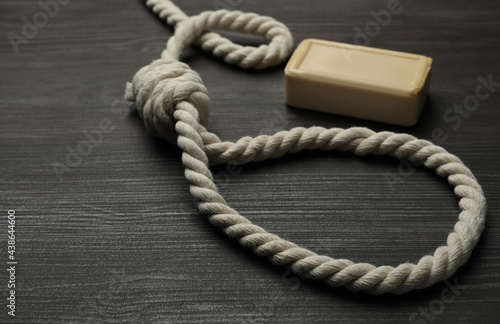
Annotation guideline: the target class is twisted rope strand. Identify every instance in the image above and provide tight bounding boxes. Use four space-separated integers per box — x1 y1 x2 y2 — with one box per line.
146 0 293 68
126 0 486 294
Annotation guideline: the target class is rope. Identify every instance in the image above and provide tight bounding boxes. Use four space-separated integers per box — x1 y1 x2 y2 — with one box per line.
125 0 487 294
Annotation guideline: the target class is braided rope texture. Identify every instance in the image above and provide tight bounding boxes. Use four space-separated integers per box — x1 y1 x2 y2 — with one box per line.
125 0 487 294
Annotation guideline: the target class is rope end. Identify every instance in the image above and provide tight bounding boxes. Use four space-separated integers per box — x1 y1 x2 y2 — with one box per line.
125 82 135 102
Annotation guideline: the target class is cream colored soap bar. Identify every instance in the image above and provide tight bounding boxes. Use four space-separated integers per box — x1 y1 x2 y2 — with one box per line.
285 39 432 126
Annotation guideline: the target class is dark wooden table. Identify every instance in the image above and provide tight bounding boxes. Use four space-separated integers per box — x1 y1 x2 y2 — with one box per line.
2 0 499 323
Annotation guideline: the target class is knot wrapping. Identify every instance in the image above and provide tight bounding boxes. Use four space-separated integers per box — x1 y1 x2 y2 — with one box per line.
125 58 209 144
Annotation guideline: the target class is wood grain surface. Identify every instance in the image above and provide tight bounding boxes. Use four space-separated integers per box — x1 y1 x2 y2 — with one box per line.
1 0 499 323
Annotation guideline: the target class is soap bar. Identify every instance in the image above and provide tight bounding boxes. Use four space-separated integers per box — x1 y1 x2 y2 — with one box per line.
284 39 432 126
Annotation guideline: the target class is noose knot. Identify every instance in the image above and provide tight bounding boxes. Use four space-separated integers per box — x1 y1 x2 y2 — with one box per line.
125 58 209 144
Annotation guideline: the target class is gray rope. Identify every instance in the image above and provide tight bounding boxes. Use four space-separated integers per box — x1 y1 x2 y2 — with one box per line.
125 0 486 294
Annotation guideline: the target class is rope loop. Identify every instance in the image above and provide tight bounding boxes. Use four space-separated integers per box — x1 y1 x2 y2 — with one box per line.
162 9 294 69
125 0 487 294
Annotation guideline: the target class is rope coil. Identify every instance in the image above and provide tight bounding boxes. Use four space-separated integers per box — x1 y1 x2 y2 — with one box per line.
125 0 486 294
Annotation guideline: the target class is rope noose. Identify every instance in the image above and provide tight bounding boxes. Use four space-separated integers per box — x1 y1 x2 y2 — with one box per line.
125 0 486 294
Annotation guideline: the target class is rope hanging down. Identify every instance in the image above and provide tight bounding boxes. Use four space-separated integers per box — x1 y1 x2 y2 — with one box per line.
125 0 486 294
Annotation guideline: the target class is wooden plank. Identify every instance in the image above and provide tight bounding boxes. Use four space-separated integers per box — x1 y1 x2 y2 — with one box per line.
1 0 499 322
